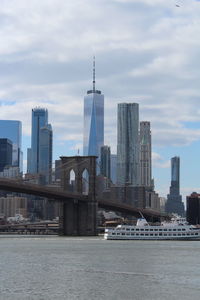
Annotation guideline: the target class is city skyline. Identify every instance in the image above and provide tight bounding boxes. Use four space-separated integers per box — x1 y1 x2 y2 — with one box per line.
1 0 200 202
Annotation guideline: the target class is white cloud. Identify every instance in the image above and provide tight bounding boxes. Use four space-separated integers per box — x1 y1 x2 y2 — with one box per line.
0 0 200 170
152 152 170 168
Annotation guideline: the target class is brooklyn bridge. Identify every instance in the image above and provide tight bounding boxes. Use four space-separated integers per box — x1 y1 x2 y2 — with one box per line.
0 156 166 236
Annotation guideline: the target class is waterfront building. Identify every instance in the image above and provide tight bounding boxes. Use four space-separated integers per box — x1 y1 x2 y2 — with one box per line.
0 166 21 178
0 139 13 172
117 103 140 186
140 121 152 187
0 195 28 218
165 156 184 216
83 58 104 160
39 124 53 184
100 146 111 179
186 192 200 225
0 120 23 172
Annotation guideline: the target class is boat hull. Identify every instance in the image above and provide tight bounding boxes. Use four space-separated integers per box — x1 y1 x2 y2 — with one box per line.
104 235 200 241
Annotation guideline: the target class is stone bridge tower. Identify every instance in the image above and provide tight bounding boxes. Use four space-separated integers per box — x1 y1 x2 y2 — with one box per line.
59 156 97 236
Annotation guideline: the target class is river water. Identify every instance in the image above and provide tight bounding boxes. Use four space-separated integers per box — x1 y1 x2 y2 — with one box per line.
0 236 200 300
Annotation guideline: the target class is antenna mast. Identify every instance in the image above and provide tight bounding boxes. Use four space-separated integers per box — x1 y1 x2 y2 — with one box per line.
93 56 95 92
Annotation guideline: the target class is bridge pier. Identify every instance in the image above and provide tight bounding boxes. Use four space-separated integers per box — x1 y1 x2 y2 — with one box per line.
59 156 97 236
59 200 97 236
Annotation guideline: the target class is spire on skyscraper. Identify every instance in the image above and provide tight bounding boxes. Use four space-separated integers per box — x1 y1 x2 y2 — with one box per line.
93 56 96 92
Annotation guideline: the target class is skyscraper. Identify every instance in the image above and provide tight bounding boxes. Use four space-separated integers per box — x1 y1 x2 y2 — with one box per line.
100 145 111 179
140 121 152 187
83 58 104 160
110 154 117 184
117 103 140 185
0 138 13 172
30 108 48 174
165 156 184 216
39 124 53 184
0 120 23 172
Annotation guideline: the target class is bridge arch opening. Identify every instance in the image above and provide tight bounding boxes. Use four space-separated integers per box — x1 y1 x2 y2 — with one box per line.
82 168 89 195
69 169 76 192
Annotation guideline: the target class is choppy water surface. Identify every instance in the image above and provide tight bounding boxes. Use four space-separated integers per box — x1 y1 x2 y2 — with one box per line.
0 236 200 300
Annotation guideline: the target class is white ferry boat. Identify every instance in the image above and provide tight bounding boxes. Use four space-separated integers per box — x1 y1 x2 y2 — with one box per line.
104 216 200 240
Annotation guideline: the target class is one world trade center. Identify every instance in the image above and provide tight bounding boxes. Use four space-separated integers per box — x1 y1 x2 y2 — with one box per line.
83 58 104 160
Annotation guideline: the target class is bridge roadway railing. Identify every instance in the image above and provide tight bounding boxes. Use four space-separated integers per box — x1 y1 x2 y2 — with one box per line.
0 177 88 202
98 198 168 221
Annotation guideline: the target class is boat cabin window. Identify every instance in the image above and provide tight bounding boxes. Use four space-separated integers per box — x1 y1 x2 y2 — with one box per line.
136 229 139 231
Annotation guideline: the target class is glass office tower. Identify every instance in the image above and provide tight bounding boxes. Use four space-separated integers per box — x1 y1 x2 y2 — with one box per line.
39 124 53 184
117 103 140 186
0 120 23 172
0 138 13 172
100 145 111 179
30 108 48 174
83 58 104 160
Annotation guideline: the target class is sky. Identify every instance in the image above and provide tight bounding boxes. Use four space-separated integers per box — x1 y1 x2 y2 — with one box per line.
0 0 200 204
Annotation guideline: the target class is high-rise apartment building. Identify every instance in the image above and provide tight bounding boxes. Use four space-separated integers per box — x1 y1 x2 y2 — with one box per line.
0 120 23 172
165 156 184 216
140 121 152 187
100 146 111 179
39 124 53 184
117 103 140 186
0 139 13 172
83 58 104 159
